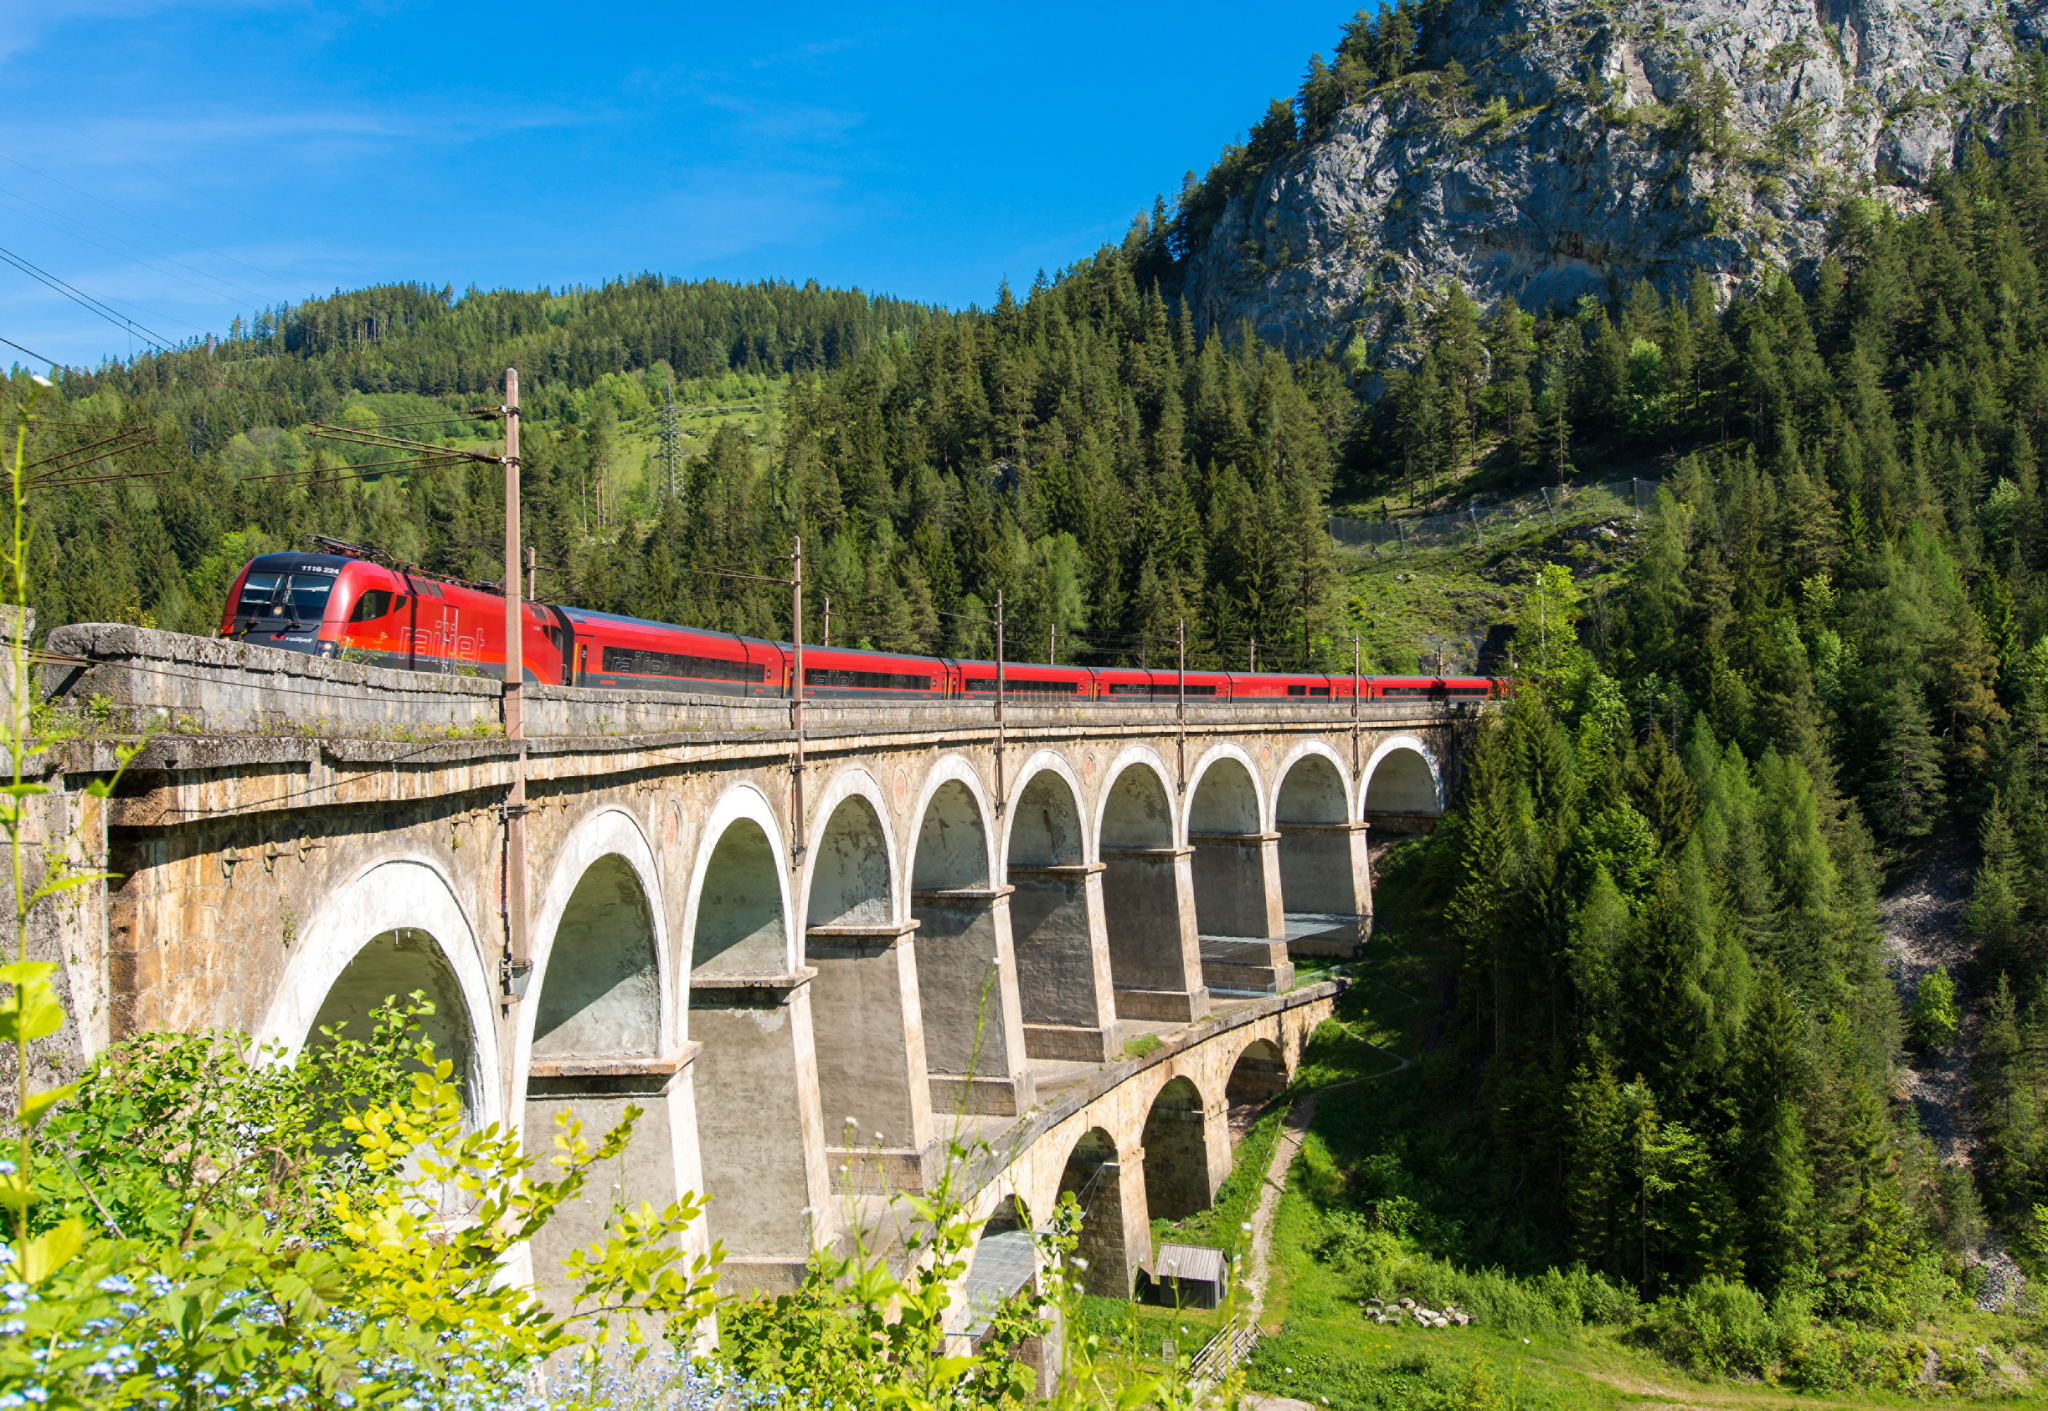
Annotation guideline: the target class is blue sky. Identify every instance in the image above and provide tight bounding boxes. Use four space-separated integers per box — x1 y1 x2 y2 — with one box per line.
1 1 1357 371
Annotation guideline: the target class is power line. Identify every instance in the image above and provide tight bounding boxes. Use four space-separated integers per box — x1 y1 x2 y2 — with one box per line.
0 335 56 367
0 237 198 343
11 129 385 290
0 243 173 351
0 186 270 310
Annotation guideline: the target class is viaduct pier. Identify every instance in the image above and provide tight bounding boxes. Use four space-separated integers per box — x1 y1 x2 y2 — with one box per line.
25 623 1479 1301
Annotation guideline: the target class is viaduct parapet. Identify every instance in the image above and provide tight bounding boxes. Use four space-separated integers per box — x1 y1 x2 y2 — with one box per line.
24 624 1480 1301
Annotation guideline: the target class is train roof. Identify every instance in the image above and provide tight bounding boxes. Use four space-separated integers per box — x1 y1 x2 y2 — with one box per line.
556 605 770 643
246 552 353 573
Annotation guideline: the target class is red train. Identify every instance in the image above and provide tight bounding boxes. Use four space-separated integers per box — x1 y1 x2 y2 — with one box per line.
219 551 1507 702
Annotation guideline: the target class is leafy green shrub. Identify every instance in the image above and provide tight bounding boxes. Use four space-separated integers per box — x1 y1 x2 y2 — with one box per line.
1639 1276 1774 1377
1910 966 1961 1052
3 1018 723 1408
1530 1263 1638 1325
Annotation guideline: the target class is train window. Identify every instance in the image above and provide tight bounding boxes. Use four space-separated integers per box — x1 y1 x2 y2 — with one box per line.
347 590 394 623
1105 682 1218 696
1309 686 1331 697
806 667 934 691
1448 686 1488 697
602 645 766 684
236 571 335 622
965 677 1081 695
1286 684 1307 697
1380 687 1430 697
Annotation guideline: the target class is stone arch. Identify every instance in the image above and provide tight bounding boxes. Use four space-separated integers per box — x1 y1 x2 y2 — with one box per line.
533 857 660 1058
1057 1126 1138 1295
1274 744 1370 918
682 785 795 979
1184 746 1265 841
516 810 681 1303
682 785 825 1289
907 759 1032 1116
258 854 500 1128
1185 747 1279 940
1140 1076 1214 1221
1005 754 1118 1061
962 1190 1048 1389
1225 1038 1290 1107
908 756 996 893
801 769 900 930
1363 734 1444 817
978 1189 1036 1236
1093 747 1177 850
518 806 669 1073
1003 751 1089 868
1094 750 1207 1021
1274 743 1353 826
801 775 932 1178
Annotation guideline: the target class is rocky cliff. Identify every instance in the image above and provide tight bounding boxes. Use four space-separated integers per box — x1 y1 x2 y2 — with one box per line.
1179 0 2048 365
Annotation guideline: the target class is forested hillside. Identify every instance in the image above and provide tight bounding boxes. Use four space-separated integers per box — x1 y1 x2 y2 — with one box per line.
19 35 2048 1369
1363 89 2048 1365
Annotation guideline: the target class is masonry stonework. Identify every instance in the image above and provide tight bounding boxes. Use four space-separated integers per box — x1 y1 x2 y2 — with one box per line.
37 625 1478 1298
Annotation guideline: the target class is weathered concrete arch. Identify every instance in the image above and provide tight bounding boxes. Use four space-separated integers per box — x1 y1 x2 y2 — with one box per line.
1183 745 1267 842
802 768 901 929
1056 1126 1142 1296
681 784 797 980
908 755 997 893
1273 744 1372 919
1091 746 1177 850
516 810 687 1305
1272 741 1356 825
683 784 828 1291
257 854 501 1127
1004 753 1118 1063
908 759 1032 1116
1003 750 1091 868
1363 733 1445 816
801 773 933 1186
1185 745 1280 940
1225 1038 1291 1106
1140 1076 1214 1222
1093 749 1207 1024
517 806 670 1076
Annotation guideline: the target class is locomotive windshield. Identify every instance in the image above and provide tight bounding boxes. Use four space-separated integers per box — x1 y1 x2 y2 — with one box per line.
235 570 336 625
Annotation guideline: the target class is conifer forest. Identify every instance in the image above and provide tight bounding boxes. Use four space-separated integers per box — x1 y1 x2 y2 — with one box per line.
27 17 2048 1401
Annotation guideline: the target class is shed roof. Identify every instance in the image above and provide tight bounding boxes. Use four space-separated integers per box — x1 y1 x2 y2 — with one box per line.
1153 1242 1227 1286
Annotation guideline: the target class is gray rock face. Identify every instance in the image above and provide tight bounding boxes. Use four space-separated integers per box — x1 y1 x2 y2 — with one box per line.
1179 0 2048 363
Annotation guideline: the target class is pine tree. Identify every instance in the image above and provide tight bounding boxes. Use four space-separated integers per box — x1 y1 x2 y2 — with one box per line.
1872 678 1946 837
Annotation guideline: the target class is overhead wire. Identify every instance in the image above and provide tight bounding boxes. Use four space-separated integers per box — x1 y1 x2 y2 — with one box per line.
0 151 318 297
0 334 56 367
0 239 198 342
0 187 268 310
0 242 173 351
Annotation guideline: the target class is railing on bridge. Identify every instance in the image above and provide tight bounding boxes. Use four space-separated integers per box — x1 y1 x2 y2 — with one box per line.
1188 1314 1259 1385
41 623 1481 747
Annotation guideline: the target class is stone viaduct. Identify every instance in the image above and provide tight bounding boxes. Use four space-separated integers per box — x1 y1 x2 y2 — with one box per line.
26 624 1478 1301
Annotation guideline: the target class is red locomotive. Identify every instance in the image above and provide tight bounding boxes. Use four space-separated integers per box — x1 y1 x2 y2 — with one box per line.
219 551 1508 702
